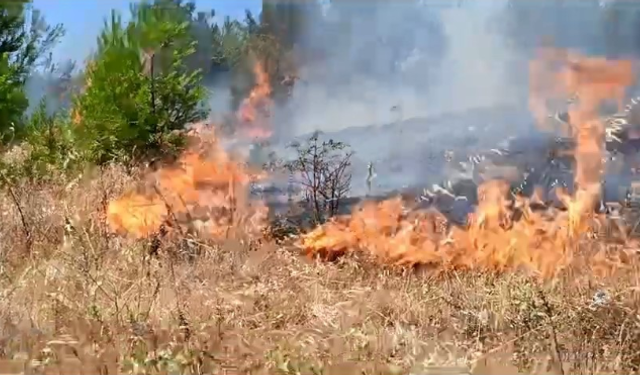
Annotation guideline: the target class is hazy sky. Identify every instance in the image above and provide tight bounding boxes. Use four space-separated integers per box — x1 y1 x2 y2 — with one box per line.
32 0 262 64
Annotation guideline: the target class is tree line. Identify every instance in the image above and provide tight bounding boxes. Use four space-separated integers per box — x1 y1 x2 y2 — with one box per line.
0 0 318 180
3 0 640 182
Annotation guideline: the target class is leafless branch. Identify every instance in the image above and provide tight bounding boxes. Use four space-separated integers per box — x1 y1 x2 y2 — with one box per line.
284 133 353 224
0 171 32 254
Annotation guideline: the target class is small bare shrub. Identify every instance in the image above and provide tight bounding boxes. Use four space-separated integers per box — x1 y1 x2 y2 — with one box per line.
284 131 353 225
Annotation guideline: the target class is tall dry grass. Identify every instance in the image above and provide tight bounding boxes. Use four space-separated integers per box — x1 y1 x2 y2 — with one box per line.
0 165 639 375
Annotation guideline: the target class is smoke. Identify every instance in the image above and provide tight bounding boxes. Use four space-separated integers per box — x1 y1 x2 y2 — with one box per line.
24 68 72 117
276 0 640 138
205 72 234 124
266 0 640 195
277 0 526 137
428 1 524 114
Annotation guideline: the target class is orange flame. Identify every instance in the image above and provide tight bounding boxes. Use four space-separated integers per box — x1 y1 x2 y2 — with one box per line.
106 61 275 240
71 108 82 125
106 126 268 239
236 61 274 140
70 60 96 126
298 48 636 280
106 46 636 280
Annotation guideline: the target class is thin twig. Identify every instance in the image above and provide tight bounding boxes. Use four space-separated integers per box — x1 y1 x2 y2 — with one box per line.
537 287 565 375
226 173 236 239
151 184 187 236
0 171 32 253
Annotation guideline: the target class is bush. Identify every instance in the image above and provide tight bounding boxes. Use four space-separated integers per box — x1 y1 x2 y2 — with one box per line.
0 55 30 141
0 99 79 185
72 4 207 166
22 99 79 178
283 131 354 224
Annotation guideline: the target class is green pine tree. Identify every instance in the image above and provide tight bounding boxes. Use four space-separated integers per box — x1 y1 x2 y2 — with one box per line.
0 0 63 141
73 1 207 165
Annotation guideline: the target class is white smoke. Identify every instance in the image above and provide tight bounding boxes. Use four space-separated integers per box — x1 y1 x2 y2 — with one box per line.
264 0 640 195
276 0 527 137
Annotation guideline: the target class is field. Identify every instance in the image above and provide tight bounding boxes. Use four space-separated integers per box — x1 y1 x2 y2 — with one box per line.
2 4 640 374
0 163 638 375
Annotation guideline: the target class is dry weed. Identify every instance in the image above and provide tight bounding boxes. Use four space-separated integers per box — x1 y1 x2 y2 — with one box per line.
0 168 639 375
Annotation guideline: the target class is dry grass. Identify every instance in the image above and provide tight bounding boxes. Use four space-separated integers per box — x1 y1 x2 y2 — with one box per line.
0 166 640 375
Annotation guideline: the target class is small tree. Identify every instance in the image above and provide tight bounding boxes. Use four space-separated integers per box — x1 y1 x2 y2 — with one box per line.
21 99 78 179
0 1 64 140
284 131 353 224
73 2 206 165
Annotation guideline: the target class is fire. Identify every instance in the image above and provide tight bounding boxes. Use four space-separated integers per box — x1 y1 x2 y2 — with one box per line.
106 59 275 240
297 183 581 279
236 61 274 140
298 48 636 279
70 60 97 126
106 126 268 239
71 108 82 125
106 45 636 279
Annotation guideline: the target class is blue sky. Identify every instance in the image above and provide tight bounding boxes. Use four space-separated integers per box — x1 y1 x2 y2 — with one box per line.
32 0 262 64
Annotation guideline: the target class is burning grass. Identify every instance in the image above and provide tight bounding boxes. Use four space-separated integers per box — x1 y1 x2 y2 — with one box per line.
1 50 640 374
299 48 638 281
1 175 640 374
106 126 269 240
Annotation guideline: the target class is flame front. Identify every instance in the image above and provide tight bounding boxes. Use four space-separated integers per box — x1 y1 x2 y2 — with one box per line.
106 127 268 239
237 61 274 140
106 60 275 239
106 48 636 279
298 184 578 279
298 48 635 279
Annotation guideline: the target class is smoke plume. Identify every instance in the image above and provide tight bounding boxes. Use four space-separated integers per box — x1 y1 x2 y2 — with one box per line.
277 0 640 137
264 0 640 195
